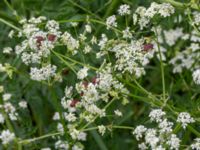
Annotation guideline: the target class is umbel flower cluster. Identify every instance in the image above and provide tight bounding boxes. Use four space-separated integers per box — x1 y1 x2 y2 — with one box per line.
133 109 195 150
0 1 200 150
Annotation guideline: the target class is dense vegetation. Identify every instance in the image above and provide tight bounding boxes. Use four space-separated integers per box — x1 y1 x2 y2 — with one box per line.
0 0 200 149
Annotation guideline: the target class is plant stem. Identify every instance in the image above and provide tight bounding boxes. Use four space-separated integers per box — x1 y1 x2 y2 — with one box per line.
52 50 99 71
187 125 200 137
19 132 61 145
68 0 101 20
0 18 21 31
51 50 77 74
82 125 134 132
154 27 166 102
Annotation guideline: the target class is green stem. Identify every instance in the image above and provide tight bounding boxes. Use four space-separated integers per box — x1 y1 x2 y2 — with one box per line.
68 0 101 20
19 132 61 145
132 79 151 96
111 125 134 130
82 125 134 132
58 18 122 34
154 27 166 102
187 125 200 137
0 18 21 31
52 50 99 71
4 0 20 20
173 123 181 134
51 50 77 74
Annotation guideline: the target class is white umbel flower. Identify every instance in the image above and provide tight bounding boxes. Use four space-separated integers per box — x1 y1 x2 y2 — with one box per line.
193 12 200 26
118 4 131 16
64 86 73 98
55 140 69 150
138 142 148 150
77 67 88 79
0 130 15 145
106 15 117 29
133 125 147 140
72 145 83 150
8 30 14 38
177 112 195 129
64 112 77 122
158 119 173 133
191 138 200 150
57 123 64 134
18 101 27 109
114 109 123 117
70 129 87 141
0 113 5 124
30 64 57 81
62 32 79 51
98 125 106 136
193 69 200 84
3 93 12 101
3 47 12 54
85 24 92 33
41 148 51 150
0 64 6 72
158 3 175 17
149 109 166 123
145 129 159 148
53 112 60 120
166 134 180 150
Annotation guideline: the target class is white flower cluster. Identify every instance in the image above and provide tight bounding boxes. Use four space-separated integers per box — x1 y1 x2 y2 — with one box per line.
118 4 131 16
77 67 88 80
149 109 166 123
133 2 174 29
162 28 184 46
52 64 129 148
3 93 12 101
106 15 117 29
177 112 195 129
0 130 15 145
106 39 154 77
169 29 200 75
106 2 174 33
18 100 27 109
0 90 19 121
3 102 18 121
98 125 106 136
3 47 12 54
192 69 200 85
6 17 90 82
78 64 128 116
61 31 79 54
14 17 60 65
0 113 5 124
30 64 57 81
191 138 200 150
133 109 180 150
151 27 185 62
193 12 200 26
55 140 69 149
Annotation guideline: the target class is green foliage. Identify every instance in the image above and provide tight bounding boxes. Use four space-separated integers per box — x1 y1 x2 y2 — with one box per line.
0 0 200 149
